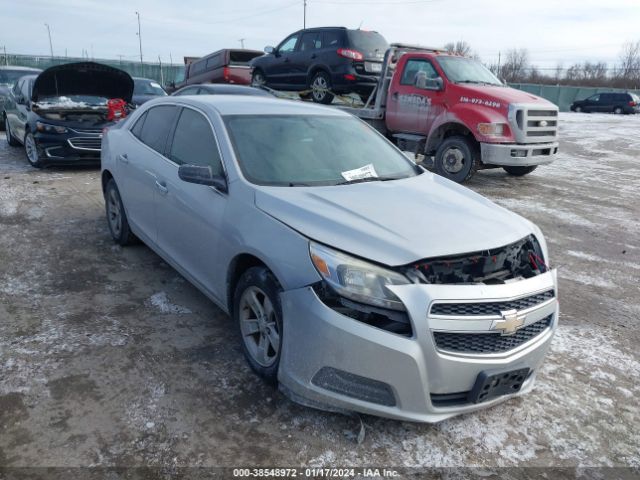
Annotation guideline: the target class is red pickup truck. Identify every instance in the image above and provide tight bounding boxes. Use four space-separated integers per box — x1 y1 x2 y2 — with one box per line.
333 44 560 182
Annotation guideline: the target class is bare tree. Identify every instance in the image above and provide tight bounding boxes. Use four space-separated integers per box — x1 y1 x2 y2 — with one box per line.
617 40 640 85
444 40 473 57
500 49 530 83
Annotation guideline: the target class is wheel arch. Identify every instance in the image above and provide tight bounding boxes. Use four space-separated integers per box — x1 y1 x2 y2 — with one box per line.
227 253 278 316
306 65 331 87
101 169 114 193
425 121 477 155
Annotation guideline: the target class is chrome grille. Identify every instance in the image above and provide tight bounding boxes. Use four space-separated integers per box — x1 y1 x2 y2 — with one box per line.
512 105 559 143
70 127 103 134
68 137 102 151
430 289 555 316
433 314 553 354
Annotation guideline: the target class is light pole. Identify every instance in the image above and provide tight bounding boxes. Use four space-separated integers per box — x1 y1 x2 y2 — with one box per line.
135 11 144 75
44 23 53 57
303 0 307 29
239 38 245 49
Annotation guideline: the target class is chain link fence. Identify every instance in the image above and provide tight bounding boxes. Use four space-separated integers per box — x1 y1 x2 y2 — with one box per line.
2 53 185 87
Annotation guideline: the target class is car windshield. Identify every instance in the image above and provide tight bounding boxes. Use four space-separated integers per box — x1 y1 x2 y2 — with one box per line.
437 57 502 86
0 70 34 86
134 80 166 96
347 31 389 58
224 115 419 186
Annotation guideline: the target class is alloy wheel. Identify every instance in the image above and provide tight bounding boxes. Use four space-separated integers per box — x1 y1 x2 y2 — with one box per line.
25 133 39 164
107 188 123 237
239 286 280 368
312 75 328 101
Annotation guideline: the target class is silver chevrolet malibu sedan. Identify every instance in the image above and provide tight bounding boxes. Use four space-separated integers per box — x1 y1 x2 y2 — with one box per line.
101 95 558 422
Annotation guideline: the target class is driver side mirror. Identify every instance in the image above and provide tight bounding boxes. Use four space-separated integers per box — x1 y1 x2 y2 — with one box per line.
264 46 275 54
414 73 443 91
178 164 227 192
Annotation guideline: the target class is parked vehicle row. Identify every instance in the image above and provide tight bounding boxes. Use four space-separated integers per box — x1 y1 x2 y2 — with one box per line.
101 94 558 422
0 65 42 131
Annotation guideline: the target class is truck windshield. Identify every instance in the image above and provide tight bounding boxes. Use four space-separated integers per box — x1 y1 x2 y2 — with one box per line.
224 115 419 187
437 57 502 86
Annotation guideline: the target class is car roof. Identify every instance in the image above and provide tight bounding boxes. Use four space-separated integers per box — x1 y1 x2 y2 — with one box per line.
150 95 349 117
188 84 271 96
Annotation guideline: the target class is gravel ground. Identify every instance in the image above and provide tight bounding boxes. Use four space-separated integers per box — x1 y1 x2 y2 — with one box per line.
0 113 639 476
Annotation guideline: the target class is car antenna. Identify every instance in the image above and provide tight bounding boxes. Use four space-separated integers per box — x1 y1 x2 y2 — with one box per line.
357 20 363 29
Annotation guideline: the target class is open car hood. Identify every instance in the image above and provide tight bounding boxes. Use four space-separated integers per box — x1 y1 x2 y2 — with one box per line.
31 62 134 103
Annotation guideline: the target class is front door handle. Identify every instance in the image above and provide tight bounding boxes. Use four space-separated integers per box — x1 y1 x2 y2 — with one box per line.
117 153 129 164
155 180 168 195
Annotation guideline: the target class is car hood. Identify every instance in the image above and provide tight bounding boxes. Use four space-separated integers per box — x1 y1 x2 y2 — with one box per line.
456 84 556 107
32 62 134 103
254 173 536 266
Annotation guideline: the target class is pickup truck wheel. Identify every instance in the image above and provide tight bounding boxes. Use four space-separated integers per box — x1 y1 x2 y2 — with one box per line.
234 266 283 384
434 136 479 183
251 70 266 88
4 117 20 146
503 165 537 176
105 179 137 246
24 132 44 168
310 71 334 104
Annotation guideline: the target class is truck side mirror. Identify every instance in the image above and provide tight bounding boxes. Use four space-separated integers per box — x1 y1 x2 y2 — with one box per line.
264 46 275 54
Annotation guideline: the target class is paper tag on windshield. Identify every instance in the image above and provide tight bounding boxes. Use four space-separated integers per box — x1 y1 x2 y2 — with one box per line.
341 164 379 182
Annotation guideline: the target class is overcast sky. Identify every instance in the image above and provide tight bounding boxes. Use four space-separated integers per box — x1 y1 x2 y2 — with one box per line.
2 0 639 70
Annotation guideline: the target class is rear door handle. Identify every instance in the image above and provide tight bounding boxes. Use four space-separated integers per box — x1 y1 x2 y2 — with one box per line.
155 180 168 195
117 153 129 164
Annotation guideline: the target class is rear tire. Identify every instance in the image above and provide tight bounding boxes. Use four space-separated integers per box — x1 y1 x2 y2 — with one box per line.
105 179 137 246
251 70 266 88
234 266 283 384
24 131 44 168
434 136 480 183
613 106 623 115
4 116 20 146
503 165 537 176
310 71 334 104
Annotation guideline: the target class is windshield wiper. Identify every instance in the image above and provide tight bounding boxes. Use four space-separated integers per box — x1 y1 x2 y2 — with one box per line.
335 175 402 186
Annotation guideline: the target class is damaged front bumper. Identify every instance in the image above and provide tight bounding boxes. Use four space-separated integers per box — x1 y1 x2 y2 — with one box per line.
278 270 558 422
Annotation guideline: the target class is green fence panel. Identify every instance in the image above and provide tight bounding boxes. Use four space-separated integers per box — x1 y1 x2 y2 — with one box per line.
509 82 640 111
2 53 185 87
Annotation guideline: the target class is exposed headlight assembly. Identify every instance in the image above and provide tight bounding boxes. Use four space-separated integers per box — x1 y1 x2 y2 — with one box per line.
309 242 410 311
36 121 67 134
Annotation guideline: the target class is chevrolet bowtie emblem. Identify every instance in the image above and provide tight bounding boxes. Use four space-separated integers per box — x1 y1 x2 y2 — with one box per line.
492 309 526 336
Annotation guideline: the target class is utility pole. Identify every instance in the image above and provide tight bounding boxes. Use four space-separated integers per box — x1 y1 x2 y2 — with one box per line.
136 11 144 76
2 45 8 66
239 38 245 49
158 55 164 86
44 23 53 57
497 51 501 79
303 0 307 29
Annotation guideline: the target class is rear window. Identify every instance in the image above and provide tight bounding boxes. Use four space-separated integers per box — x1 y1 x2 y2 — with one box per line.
346 31 388 58
229 51 263 66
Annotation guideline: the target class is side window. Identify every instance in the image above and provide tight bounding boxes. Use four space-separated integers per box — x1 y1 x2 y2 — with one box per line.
175 87 197 96
589 94 600 102
138 106 178 155
278 35 299 54
300 32 322 51
206 54 221 70
400 59 438 85
14 80 23 96
169 108 223 175
130 111 147 139
323 30 343 48
21 79 31 99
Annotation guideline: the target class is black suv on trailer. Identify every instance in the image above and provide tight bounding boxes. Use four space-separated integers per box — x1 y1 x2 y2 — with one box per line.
250 27 389 104
570 92 639 114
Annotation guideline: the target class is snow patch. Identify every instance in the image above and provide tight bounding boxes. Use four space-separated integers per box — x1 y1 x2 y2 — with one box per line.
148 291 192 315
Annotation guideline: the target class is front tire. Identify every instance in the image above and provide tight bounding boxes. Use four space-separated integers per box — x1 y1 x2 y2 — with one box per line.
234 266 283 384
24 131 44 168
105 179 137 246
574 106 582 113
503 165 537 176
5 116 20 146
310 71 334 104
434 136 480 183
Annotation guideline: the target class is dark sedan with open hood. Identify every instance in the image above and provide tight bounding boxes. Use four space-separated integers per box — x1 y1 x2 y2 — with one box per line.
3 62 134 168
